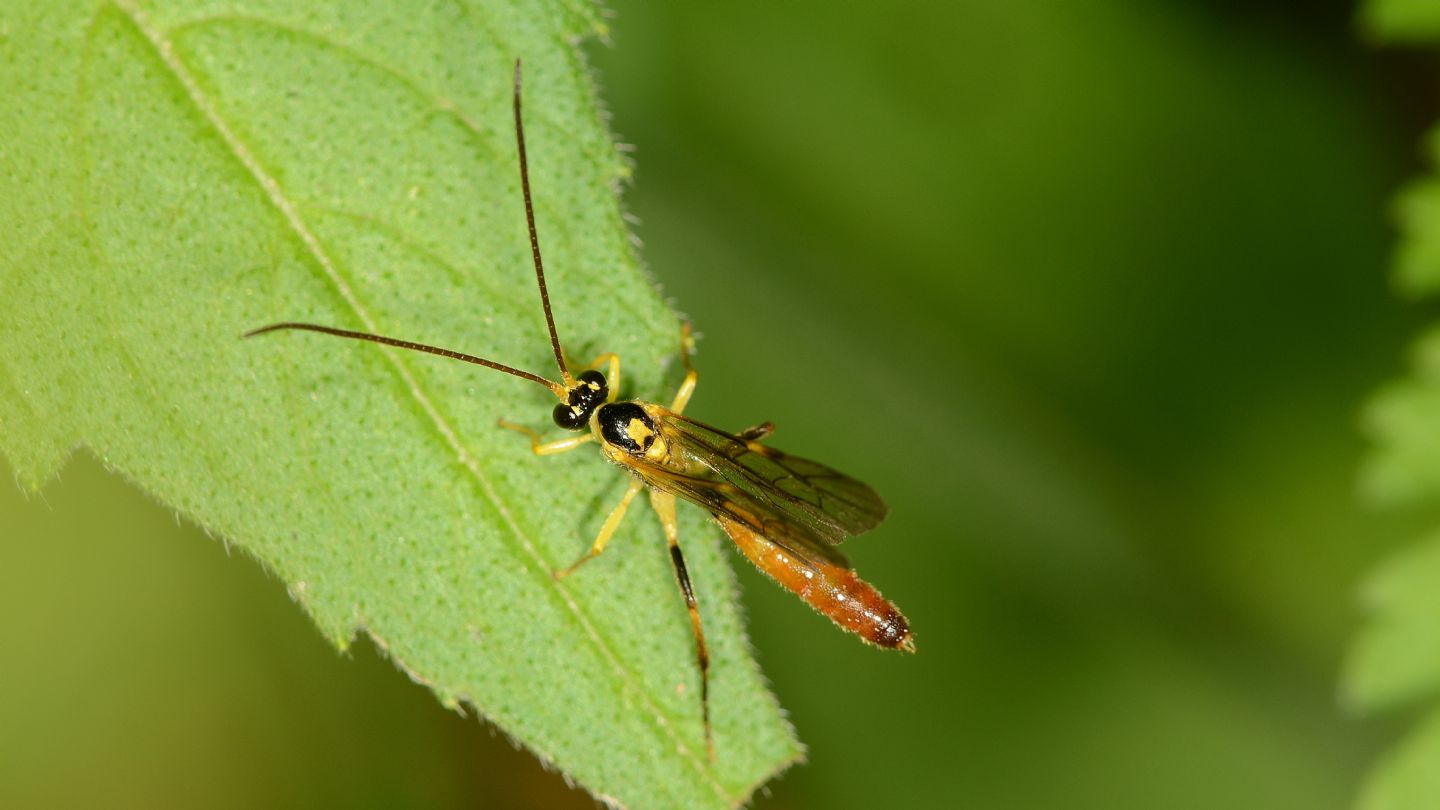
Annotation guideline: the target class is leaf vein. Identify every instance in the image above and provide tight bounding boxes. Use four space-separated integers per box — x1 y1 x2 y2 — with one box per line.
107 0 726 797
168 11 500 161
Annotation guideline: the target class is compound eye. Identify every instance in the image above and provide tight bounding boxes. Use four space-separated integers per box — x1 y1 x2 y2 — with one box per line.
552 402 586 431
578 369 607 389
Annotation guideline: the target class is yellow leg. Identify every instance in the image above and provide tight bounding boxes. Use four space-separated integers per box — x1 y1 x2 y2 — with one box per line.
498 419 595 455
651 489 714 760
555 479 644 579
671 323 698 415
561 348 621 401
585 352 621 402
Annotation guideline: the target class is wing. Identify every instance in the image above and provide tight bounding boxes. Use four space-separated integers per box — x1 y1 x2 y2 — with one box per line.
667 413 888 541
625 456 848 568
618 409 887 568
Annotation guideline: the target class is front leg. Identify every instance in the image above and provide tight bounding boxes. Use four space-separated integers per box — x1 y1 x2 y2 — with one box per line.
555 478 644 579
563 348 621 402
497 419 595 455
587 352 621 402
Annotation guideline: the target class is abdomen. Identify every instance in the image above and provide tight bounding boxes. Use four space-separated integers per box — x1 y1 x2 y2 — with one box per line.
719 517 913 651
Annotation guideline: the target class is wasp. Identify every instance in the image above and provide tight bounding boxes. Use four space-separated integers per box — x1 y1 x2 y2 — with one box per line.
247 60 913 759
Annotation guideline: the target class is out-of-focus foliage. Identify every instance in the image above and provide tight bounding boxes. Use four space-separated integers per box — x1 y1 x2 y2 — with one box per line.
1349 2 1440 808
0 1 1428 808
1364 0 1440 41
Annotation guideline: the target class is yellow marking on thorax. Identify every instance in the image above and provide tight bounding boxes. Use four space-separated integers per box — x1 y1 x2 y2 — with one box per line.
626 417 669 460
627 417 653 444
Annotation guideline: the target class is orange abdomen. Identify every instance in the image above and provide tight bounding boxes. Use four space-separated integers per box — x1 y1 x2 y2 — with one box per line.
719 517 913 651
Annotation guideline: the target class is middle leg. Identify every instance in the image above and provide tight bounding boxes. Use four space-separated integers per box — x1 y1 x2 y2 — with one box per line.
497 419 595 455
670 323 699 415
736 422 775 442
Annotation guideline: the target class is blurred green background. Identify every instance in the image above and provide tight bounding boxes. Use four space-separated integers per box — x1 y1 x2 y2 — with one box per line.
2 1 1434 807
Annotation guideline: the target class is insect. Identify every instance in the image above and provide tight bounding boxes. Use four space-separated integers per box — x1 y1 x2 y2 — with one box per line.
247 60 913 759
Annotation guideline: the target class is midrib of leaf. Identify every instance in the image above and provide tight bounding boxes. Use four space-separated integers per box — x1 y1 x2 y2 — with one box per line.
106 0 727 800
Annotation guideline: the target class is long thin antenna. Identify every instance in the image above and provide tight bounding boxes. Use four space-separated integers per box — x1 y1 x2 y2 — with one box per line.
513 59 574 388
245 322 567 397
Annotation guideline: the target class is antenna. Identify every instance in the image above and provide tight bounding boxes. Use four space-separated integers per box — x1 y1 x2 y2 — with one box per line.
244 322 566 397
513 59 574 389
243 60 582 403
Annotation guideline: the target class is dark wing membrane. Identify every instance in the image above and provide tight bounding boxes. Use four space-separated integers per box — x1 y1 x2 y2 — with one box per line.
658 412 887 546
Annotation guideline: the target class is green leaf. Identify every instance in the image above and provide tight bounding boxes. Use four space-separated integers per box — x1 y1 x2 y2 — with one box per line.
0 1 801 806
1357 710 1440 810
1351 5 1440 808
1360 330 1440 506
1393 177 1440 295
1362 0 1440 42
1344 530 1440 711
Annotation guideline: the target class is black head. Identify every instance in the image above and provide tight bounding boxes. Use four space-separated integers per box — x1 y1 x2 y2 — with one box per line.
597 402 657 455
553 369 608 430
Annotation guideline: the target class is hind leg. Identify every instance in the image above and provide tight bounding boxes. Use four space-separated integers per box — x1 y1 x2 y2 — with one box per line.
650 488 713 760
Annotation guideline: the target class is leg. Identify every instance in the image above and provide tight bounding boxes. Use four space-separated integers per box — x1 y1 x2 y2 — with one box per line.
650 489 714 760
736 422 774 442
563 348 622 402
585 352 621 402
555 478 644 579
498 419 595 455
670 323 699 415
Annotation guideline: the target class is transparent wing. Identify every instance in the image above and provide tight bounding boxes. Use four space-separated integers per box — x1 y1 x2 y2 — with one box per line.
666 413 887 541
617 410 887 568
624 454 852 568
